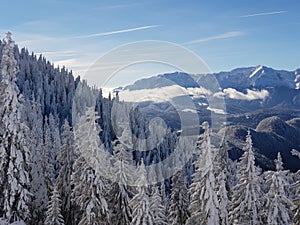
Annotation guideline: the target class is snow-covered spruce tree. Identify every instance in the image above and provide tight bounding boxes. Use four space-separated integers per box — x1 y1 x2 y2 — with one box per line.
56 120 75 225
44 113 61 179
263 152 294 225
48 114 61 174
229 130 262 225
44 185 65 225
215 141 230 225
71 108 109 225
25 101 48 224
108 141 134 225
42 116 55 194
0 32 32 223
168 170 189 225
217 170 230 225
130 160 154 225
186 122 219 225
291 149 300 224
150 185 167 225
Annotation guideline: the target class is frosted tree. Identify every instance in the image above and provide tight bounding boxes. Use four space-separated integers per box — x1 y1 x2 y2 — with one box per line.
130 161 154 225
264 153 293 225
50 114 61 167
150 185 167 225
291 149 300 159
215 141 230 225
56 120 74 225
44 185 65 225
26 101 48 224
71 108 109 225
291 149 300 224
168 170 189 225
230 130 262 225
186 122 219 225
0 32 32 223
108 143 134 225
47 113 62 178
217 170 230 225
42 116 55 194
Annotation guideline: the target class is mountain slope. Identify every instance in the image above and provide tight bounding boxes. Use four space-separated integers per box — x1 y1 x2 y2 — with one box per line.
119 66 300 170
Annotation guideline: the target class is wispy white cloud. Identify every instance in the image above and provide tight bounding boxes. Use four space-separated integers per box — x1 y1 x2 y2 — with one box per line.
240 11 288 18
184 31 245 45
54 58 92 69
74 25 160 39
218 88 269 101
10 24 160 47
36 50 78 57
96 2 147 10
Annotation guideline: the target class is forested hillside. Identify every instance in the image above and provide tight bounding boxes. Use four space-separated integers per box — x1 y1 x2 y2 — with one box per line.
0 33 299 225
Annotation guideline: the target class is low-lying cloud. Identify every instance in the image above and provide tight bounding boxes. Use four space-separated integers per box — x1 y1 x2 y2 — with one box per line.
217 88 269 101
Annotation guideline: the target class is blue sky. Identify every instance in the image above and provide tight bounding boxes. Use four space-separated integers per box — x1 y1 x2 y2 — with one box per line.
1 0 299 86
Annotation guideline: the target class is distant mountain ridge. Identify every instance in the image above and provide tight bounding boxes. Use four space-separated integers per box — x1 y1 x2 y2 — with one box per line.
125 65 300 91
120 65 300 171
214 65 298 89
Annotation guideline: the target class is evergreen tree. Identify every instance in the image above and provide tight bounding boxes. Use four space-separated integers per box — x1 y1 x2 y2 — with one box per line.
186 122 219 225
230 130 262 225
42 116 55 194
56 120 74 225
108 141 134 225
217 170 230 225
71 108 109 225
168 170 189 225
291 149 300 224
215 141 230 225
130 161 154 225
26 101 48 224
0 32 32 223
264 153 294 225
44 185 65 225
150 185 167 225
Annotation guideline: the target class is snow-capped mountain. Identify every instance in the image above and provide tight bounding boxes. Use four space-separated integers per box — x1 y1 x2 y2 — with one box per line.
126 72 200 90
126 65 299 91
200 65 296 89
122 66 300 116
118 66 300 171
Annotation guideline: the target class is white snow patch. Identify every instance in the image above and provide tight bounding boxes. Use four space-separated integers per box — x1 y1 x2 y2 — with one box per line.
291 149 300 159
249 65 263 78
295 75 300 89
198 102 208 107
182 108 197 113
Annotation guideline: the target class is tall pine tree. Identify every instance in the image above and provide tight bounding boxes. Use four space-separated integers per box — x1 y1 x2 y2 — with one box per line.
44 185 65 225
186 122 219 225
0 32 32 223
264 153 294 225
291 149 300 224
56 120 75 225
108 141 134 225
71 108 109 225
168 170 189 225
149 185 167 225
230 130 262 225
130 160 154 225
